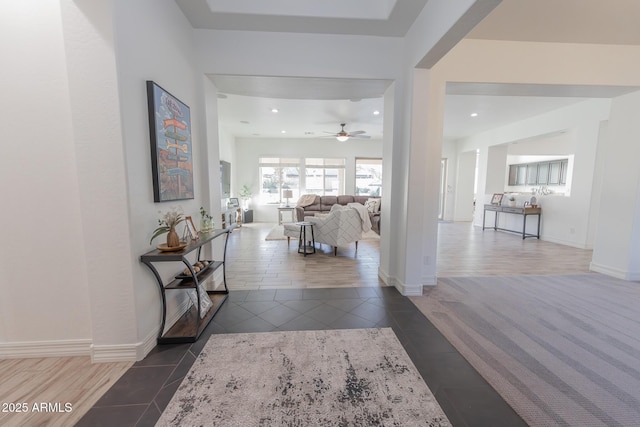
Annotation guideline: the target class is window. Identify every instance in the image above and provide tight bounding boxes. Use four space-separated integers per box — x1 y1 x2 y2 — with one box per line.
259 157 300 204
507 158 569 186
304 158 345 196
355 158 382 196
508 164 527 185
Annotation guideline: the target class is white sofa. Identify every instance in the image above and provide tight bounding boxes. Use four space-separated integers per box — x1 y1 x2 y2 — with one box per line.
284 205 365 256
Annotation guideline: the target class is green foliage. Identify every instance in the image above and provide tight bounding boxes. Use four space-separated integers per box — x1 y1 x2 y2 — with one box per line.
150 207 184 244
239 185 253 200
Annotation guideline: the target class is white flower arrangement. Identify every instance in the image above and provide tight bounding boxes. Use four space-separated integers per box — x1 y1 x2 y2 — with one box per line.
150 206 184 244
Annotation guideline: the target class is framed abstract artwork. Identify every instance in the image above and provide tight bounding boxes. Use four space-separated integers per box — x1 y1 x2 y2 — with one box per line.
146 81 194 202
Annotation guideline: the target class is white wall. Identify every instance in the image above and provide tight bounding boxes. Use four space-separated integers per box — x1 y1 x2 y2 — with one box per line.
394 0 499 293
454 99 610 249
454 150 477 221
0 1 92 352
429 38 640 274
60 0 138 358
486 144 508 194
234 137 382 222
112 0 216 358
441 139 459 221
591 90 640 280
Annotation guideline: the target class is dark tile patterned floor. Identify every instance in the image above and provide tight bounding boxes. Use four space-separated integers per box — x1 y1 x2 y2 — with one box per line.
76 287 526 427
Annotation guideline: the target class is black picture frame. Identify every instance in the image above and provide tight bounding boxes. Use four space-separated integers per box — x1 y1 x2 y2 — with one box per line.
146 81 194 202
491 193 504 205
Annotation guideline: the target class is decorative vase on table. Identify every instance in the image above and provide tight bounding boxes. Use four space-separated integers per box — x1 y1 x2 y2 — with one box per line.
166 225 180 247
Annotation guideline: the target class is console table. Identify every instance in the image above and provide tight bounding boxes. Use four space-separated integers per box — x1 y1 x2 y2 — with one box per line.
140 226 234 344
482 204 541 239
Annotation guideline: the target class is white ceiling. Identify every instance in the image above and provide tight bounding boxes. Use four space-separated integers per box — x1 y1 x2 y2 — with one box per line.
212 75 388 139
178 0 640 141
175 0 428 37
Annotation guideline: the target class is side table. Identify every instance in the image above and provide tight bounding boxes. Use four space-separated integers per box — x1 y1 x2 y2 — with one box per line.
278 206 296 225
296 221 316 256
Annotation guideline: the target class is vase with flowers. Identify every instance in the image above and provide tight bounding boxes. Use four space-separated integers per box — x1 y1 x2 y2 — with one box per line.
150 206 184 248
200 206 214 232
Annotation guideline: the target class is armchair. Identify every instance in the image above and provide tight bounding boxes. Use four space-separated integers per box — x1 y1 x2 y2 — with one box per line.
308 206 364 256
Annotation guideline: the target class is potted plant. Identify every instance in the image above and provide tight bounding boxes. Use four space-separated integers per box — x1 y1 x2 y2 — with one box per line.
200 206 214 232
239 185 253 209
508 195 516 207
150 206 184 247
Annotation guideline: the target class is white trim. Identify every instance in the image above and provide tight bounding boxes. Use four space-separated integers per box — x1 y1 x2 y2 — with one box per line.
92 297 193 363
378 267 394 286
590 262 640 281
542 235 593 250
421 275 437 286
0 339 91 359
91 343 137 363
137 327 159 362
393 280 423 296
378 268 426 295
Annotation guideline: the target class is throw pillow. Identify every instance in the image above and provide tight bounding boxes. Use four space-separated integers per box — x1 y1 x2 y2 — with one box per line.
365 198 380 213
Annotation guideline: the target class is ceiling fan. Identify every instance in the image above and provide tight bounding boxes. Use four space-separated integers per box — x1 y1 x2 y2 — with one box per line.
323 123 371 141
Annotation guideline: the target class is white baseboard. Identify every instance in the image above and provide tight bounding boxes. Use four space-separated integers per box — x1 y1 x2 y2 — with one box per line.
92 297 193 363
378 268 394 287
0 339 91 359
91 343 138 363
590 262 640 281
542 235 592 250
379 268 428 295
394 280 423 296
0 298 196 363
421 275 437 286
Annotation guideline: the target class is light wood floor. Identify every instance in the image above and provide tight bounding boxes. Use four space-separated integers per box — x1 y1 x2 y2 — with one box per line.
437 221 593 276
225 222 385 289
0 221 593 425
0 356 131 427
226 221 593 290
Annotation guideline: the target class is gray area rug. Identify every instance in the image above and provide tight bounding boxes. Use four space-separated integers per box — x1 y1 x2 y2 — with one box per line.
156 328 450 426
410 274 640 427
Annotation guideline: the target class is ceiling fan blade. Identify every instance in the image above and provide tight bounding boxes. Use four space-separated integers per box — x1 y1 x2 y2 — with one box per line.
351 134 371 139
347 130 366 136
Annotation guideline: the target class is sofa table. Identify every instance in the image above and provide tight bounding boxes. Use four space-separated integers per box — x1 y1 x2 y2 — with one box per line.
140 226 234 344
482 204 541 239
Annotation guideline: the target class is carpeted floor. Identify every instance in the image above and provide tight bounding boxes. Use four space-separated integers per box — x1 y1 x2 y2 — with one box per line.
410 273 640 427
156 328 450 426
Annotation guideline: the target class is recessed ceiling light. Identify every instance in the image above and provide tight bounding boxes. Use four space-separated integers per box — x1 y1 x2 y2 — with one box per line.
240 120 250 124
304 131 315 135
281 130 286 134
470 113 479 117
271 108 279 113
373 110 380 115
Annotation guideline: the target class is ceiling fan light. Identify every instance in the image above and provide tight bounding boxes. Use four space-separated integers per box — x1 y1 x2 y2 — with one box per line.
336 136 349 142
